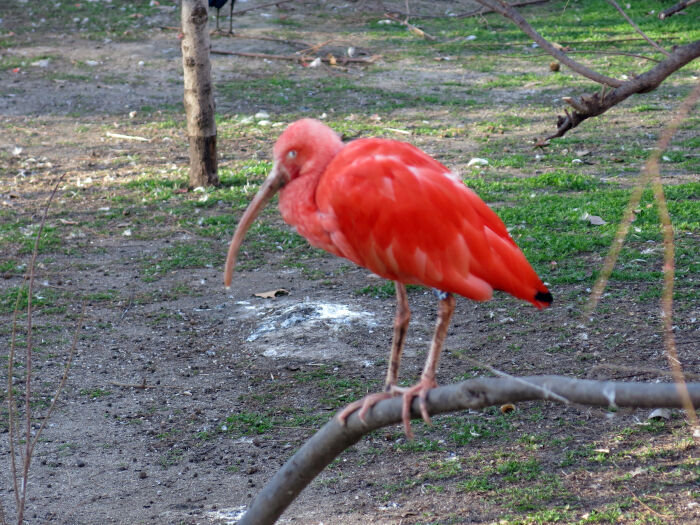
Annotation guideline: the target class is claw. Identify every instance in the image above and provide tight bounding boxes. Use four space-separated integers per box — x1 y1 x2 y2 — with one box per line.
337 391 394 427
392 378 437 439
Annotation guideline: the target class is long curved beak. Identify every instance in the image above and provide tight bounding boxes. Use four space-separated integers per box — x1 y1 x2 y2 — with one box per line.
223 165 288 288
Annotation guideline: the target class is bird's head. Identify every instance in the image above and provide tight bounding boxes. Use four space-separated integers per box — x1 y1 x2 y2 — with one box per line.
223 119 342 288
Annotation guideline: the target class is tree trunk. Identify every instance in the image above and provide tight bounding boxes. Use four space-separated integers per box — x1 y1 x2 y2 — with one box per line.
181 0 219 187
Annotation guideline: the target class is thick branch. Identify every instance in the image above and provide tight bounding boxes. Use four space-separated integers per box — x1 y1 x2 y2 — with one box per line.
476 0 623 86
238 376 700 525
548 39 700 139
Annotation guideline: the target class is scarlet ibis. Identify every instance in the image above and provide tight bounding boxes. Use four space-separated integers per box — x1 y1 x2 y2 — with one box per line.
209 0 236 33
224 119 552 437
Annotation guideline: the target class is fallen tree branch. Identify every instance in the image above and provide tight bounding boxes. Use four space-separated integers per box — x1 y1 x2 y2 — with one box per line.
210 49 380 65
238 376 700 525
547 39 700 139
659 0 699 19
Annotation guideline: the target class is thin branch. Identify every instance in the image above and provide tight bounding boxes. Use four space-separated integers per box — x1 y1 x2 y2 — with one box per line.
650 80 700 436
659 0 700 19
238 376 700 525
547 39 700 139
605 0 670 56
386 0 550 19
584 78 700 316
12 174 65 524
28 303 84 458
384 13 437 41
475 0 623 87
524 49 661 63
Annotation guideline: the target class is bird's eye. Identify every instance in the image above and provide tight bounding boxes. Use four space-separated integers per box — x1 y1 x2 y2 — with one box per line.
287 150 297 159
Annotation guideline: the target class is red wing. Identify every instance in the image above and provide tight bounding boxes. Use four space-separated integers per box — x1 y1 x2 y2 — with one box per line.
315 138 548 306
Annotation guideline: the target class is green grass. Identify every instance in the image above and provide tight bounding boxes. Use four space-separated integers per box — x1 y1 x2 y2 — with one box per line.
141 241 223 281
4 0 163 41
0 286 58 314
80 388 111 399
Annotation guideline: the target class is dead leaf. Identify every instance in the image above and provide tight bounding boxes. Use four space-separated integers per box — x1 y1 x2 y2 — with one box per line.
500 403 516 414
254 289 290 299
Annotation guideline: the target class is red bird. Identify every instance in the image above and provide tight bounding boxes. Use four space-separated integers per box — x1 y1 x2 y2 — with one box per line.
224 119 552 437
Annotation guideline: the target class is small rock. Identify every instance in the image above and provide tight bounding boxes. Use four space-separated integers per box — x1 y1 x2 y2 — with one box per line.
647 408 671 420
467 157 488 167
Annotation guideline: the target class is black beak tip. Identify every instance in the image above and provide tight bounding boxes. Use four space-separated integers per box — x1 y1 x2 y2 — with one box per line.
535 291 553 304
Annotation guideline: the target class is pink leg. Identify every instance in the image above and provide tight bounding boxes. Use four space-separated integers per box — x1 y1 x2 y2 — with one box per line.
396 292 456 438
337 283 410 425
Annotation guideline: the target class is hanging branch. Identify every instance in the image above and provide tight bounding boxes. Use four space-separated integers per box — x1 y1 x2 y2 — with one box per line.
547 40 700 139
386 0 550 19
605 0 670 56
659 0 699 19
475 0 623 87
584 79 700 435
238 376 700 525
459 1 698 138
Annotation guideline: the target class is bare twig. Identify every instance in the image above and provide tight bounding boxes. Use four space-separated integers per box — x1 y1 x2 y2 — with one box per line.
624 487 672 518
532 49 661 63
7 174 67 524
649 80 700 437
386 0 549 19
585 79 700 316
238 376 700 525
475 0 623 87
605 0 670 56
547 39 700 139
384 13 437 41
105 131 151 142
585 80 700 438
28 303 84 458
659 0 699 19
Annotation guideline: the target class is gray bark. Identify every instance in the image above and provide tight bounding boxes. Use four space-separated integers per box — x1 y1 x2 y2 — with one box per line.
181 0 219 187
239 376 700 525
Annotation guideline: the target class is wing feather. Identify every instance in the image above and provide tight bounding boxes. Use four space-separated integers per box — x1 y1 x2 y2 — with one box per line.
316 138 546 304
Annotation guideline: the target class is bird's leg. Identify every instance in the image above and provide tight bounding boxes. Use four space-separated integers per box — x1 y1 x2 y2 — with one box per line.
337 282 410 425
396 291 455 438
384 282 410 389
213 8 221 33
228 0 235 34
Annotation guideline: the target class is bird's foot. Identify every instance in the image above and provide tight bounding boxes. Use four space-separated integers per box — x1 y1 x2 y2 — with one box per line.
390 377 437 439
337 391 395 427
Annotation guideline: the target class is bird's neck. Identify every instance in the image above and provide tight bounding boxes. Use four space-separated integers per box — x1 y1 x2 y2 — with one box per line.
278 140 343 253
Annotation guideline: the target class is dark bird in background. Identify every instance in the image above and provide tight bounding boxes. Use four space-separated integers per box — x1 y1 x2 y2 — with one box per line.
209 0 236 34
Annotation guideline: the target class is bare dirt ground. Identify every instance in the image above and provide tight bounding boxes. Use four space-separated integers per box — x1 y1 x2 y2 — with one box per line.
1 1 699 524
